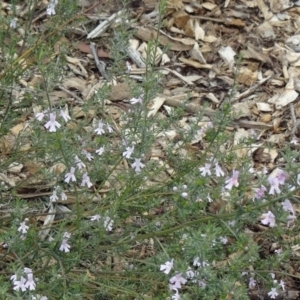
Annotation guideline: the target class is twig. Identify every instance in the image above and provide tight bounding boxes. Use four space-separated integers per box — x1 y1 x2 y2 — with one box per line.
90 42 109 80
228 75 273 104
290 103 300 135
57 85 83 104
164 97 273 129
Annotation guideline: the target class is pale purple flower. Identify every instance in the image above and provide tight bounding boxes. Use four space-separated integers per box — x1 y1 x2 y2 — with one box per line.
94 121 105 135
277 169 288 185
12 276 27 292
126 61 132 72
214 162 225 177
90 214 101 221
169 273 187 290
193 257 209 268
268 288 278 299
24 267 32 274
59 232 71 252
44 113 61 132
59 109 71 122
106 123 113 133
10 19 17 29
268 176 281 195
279 280 285 291
228 220 236 226
123 146 135 159
50 188 58 202
199 163 211 176
10 274 17 282
282 199 295 215
261 211 276 227
96 146 105 156
198 280 207 288
274 248 282 255
185 268 195 279
64 167 76 183
220 236 228 244
74 155 86 169
60 190 67 201
81 173 93 188
225 170 239 190
18 220 29 234
160 259 174 274
103 216 114 231
25 272 36 290
287 214 296 227
249 277 256 289
297 174 300 186
46 0 58 15
82 150 94 161
254 185 267 199
131 158 145 173
171 289 180 300
291 137 298 144
35 111 46 121
130 95 143 104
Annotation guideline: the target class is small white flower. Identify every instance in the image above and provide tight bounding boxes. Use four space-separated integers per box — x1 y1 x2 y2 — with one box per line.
225 170 239 190
12 276 27 292
214 162 224 177
282 199 295 215
171 289 180 300
59 232 71 253
130 95 143 104
10 19 17 29
35 111 46 121
81 173 93 188
59 109 71 122
18 220 29 234
94 121 105 135
169 273 187 290
96 146 105 156
25 272 36 290
46 0 58 15
261 211 276 227
90 214 101 221
220 236 228 244
199 163 211 176
60 190 67 201
50 189 58 202
123 146 134 159
126 61 132 72
160 259 174 274
249 277 256 289
106 123 113 133
279 280 285 291
44 113 61 132
103 216 114 231
291 137 298 144
82 150 94 161
131 158 145 173
268 287 278 299
74 155 86 169
64 167 76 183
